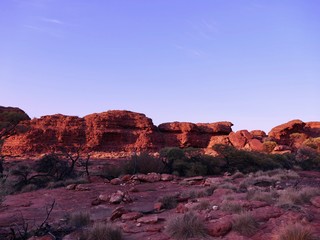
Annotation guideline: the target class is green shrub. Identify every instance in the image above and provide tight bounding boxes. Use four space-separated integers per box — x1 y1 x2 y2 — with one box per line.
232 212 259 236
273 223 316 240
295 146 320 170
213 144 294 173
166 211 207 239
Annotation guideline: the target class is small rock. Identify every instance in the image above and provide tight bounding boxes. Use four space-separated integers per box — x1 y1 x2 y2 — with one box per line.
122 223 142 233
204 177 222 186
129 187 139 192
91 198 101 206
121 212 143 221
110 206 128 221
75 184 90 191
145 225 162 232
310 196 320 208
137 215 158 224
121 174 132 182
109 191 124 204
176 203 188 213
161 174 174 181
145 173 161 182
154 202 163 212
98 194 110 202
110 178 122 185
212 205 219 211
65 184 77 190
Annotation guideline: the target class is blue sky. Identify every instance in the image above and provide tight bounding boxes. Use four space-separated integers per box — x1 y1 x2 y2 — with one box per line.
1 0 319 132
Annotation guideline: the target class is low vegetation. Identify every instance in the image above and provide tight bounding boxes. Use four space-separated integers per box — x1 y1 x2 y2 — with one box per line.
273 223 316 240
68 211 91 229
81 223 123 240
166 211 208 239
232 212 259 236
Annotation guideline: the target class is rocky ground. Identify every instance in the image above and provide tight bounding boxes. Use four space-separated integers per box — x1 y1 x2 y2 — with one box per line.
1 169 320 240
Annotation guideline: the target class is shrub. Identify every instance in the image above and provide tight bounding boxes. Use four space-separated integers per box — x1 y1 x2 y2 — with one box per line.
273 223 316 240
69 211 91 229
125 152 165 174
295 146 320 170
302 137 320 151
85 223 123 240
278 187 320 207
100 163 125 179
192 200 211 210
212 144 286 173
166 211 207 239
263 141 277 153
232 212 259 236
158 195 178 209
36 154 72 180
247 189 277 204
220 201 243 213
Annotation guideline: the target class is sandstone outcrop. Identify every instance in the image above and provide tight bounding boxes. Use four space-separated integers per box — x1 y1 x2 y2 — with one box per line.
1 107 319 157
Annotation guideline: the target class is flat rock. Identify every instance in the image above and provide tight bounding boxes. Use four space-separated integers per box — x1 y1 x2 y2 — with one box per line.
137 215 158 224
121 212 143 221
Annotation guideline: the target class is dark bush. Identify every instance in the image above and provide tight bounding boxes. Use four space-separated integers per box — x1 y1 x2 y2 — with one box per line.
212 144 290 173
124 152 165 174
36 154 71 180
295 146 320 170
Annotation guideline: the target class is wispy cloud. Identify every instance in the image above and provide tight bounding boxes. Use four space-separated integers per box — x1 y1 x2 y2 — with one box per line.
186 17 219 41
41 18 64 25
174 44 204 57
23 25 62 38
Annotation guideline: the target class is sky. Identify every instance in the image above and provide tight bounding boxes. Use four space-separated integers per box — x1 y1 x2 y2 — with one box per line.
1 0 319 133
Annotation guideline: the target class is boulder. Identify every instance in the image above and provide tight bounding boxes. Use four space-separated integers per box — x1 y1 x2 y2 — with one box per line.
207 217 232 237
268 120 306 145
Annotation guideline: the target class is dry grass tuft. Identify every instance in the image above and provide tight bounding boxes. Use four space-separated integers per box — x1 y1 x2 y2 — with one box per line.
69 211 91 228
221 201 243 213
273 223 316 240
84 223 123 240
158 195 178 209
277 187 320 207
166 211 207 239
232 212 259 236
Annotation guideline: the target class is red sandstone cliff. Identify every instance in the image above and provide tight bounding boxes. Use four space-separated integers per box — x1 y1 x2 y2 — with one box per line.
1 107 319 158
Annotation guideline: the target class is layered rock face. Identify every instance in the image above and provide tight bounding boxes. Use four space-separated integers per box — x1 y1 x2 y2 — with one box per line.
1 107 319 157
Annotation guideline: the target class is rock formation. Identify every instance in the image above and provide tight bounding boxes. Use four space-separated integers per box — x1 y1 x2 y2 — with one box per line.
1 106 319 158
